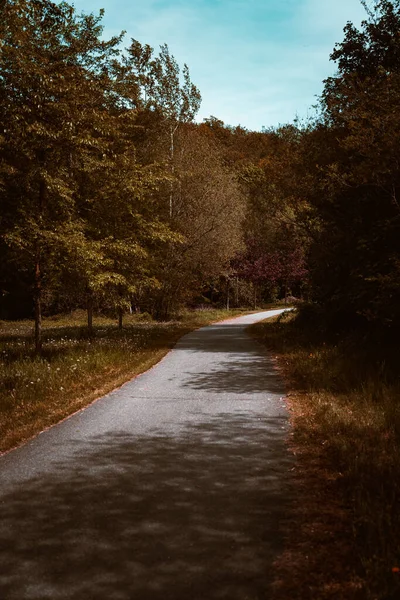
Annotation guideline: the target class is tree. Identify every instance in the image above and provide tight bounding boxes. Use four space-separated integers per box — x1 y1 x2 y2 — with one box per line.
0 0 123 349
78 116 178 330
310 0 400 329
148 124 246 318
124 40 201 217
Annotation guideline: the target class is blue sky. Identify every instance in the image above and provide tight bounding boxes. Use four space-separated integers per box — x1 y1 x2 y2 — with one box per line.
70 0 367 131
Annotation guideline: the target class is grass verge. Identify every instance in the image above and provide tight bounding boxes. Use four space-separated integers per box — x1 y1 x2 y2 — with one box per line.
0 308 250 454
250 310 400 600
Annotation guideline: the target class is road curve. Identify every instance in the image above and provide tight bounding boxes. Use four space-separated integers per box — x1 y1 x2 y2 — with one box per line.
0 309 293 600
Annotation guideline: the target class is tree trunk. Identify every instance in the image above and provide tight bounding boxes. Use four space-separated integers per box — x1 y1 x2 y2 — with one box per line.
169 122 179 218
235 276 239 307
226 279 230 310
253 284 257 310
34 178 46 355
87 292 93 336
34 247 42 354
118 307 123 330
169 126 174 218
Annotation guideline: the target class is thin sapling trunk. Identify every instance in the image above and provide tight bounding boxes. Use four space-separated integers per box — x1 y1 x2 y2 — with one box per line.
87 291 93 336
34 246 42 354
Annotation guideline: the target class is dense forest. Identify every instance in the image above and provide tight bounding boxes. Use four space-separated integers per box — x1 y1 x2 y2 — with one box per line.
1 0 400 352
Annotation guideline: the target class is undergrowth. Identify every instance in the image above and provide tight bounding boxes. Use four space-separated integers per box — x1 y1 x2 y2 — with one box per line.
251 309 400 600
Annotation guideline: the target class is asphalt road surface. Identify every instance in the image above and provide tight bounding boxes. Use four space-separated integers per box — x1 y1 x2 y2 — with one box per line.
0 309 294 600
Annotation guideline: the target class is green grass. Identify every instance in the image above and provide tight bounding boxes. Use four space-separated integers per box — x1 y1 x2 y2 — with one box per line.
251 310 400 600
0 308 249 453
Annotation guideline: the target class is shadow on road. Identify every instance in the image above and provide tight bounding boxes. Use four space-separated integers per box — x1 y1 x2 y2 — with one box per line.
171 324 285 396
176 323 261 355
180 356 285 395
0 413 292 600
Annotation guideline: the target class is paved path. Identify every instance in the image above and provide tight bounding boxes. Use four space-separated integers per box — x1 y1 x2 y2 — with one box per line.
0 310 293 600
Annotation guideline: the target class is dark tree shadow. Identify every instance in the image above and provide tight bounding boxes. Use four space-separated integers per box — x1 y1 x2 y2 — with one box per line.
170 324 286 396
180 356 285 395
176 323 261 354
0 413 293 600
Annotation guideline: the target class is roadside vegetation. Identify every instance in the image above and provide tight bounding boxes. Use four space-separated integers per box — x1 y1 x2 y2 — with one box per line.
0 308 250 453
252 309 400 600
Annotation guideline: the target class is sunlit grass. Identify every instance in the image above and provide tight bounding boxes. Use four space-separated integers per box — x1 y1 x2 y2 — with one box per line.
251 310 400 599
0 308 249 453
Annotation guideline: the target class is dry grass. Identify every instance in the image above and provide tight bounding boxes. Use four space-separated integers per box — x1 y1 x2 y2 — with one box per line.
251 310 400 600
0 308 249 453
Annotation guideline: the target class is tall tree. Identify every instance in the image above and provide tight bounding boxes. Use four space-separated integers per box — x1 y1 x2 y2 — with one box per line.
148 124 246 318
311 0 400 329
124 40 201 217
0 0 122 349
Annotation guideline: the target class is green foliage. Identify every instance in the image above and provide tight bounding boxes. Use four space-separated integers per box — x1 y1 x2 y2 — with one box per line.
0 2 310 327
146 125 246 318
0 0 201 332
9 0 400 344
201 120 310 303
304 0 400 331
0 0 126 345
